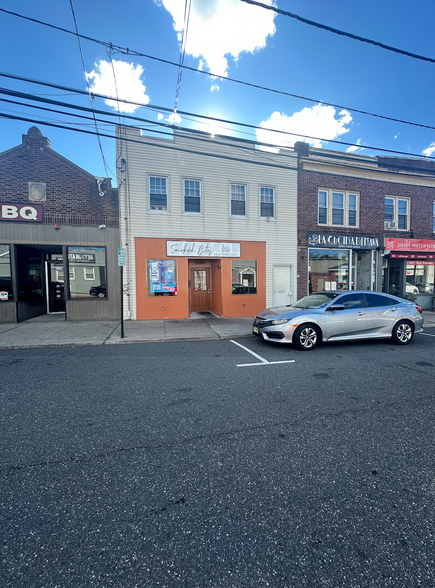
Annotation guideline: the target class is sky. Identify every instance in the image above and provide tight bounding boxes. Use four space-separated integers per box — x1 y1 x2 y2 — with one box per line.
0 0 434 181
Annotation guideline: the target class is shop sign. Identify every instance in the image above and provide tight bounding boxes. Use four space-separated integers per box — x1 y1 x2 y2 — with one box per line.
1 203 43 222
308 233 379 249
391 253 435 260
385 238 435 253
68 253 95 263
167 241 241 257
406 261 435 266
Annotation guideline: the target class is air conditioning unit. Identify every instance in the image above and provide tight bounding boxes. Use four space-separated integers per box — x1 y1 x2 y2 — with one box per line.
384 221 397 229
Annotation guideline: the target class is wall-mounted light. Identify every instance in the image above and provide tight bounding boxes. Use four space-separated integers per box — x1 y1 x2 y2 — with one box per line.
98 224 106 229
54 224 60 230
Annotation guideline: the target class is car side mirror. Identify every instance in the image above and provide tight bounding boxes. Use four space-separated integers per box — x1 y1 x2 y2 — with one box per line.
327 304 346 311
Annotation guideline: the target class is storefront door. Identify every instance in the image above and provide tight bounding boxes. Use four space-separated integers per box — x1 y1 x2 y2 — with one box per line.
190 267 211 312
355 251 372 290
273 265 292 306
46 260 65 313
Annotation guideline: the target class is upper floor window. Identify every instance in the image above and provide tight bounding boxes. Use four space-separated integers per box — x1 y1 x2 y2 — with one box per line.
230 183 247 217
318 189 359 227
433 201 435 232
384 196 409 230
148 175 168 212
183 179 202 215
260 186 275 219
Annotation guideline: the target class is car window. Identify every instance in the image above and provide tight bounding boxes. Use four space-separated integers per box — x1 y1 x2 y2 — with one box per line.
337 293 363 309
364 293 391 308
290 293 338 309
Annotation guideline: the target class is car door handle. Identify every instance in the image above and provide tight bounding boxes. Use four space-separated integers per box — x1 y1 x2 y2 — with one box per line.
388 308 398 311
357 312 365 316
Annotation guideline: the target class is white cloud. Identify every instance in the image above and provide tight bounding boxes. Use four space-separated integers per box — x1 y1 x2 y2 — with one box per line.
85 60 149 113
167 112 182 124
422 142 435 157
157 113 164 120
256 104 352 150
346 139 362 153
159 0 276 81
210 83 220 92
394 133 399 139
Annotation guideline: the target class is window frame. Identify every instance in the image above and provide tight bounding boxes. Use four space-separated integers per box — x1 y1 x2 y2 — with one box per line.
148 174 170 214
318 189 359 228
384 195 410 231
259 185 276 220
229 182 248 219
182 177 203 216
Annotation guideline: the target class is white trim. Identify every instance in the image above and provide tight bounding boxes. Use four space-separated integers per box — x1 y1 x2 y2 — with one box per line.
147 174 170 214
229 182 248 219
182 177 203 216
384 195 410 231
259 185 276 220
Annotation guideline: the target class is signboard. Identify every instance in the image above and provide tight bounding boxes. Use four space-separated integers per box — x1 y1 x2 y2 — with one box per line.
118 248 126 266
391 253 435 260
308 233 379 249
167 241 241 257
1 203 43 222
149 260 176 293
385 238 435 253
68 253 95 263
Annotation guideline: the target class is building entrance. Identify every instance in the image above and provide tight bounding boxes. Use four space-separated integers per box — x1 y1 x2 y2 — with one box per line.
46 259 65 313
189 266 211 312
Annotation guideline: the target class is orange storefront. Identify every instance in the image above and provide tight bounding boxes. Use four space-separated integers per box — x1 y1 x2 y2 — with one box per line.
135 238 266 320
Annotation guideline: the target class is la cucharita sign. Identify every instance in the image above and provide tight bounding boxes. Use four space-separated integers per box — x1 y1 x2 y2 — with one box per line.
308 233 379 249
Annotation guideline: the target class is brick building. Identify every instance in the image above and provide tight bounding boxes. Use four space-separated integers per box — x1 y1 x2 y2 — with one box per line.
295 143 435 309
0 127 121 323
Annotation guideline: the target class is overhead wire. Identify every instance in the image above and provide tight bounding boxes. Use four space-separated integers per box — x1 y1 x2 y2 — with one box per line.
240 0 435 65
1 75 435 163
174 0 192 115
1 8 435 133
68 0 113 176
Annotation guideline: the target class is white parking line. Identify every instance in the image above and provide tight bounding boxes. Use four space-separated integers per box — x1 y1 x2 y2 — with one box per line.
421 332 435 337
231 340 295 367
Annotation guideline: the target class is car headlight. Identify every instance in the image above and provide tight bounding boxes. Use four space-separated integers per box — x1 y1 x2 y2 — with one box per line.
271 318 290 325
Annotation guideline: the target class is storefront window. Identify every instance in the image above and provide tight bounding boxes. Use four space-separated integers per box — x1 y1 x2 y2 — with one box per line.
309 249 350 292
232 260 257 294
147 260 177 296
0 245 12 301
68 247 107 299
406 263 434 294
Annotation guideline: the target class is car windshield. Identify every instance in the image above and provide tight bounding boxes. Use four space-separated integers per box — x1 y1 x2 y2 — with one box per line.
289 293 338 309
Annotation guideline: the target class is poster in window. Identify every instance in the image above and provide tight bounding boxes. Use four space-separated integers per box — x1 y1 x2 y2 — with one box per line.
149 260 176 293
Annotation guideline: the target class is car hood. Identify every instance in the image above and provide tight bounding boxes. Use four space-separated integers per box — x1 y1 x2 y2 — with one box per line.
256 306 323 320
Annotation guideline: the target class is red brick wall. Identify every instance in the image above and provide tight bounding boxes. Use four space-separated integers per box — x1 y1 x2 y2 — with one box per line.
297 166 435 299
0 135 118 223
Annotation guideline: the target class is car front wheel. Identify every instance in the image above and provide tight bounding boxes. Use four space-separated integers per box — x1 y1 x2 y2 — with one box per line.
392 320 414 345
293 324 319 351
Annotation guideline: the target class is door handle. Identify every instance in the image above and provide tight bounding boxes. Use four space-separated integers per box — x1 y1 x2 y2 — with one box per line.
357 312 365 316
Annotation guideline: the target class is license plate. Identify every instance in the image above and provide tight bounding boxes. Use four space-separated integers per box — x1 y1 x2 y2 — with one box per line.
253 326 259 334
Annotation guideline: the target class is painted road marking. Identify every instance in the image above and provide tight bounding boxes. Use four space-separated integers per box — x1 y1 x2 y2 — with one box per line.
421 332 435 337
231 340 295 367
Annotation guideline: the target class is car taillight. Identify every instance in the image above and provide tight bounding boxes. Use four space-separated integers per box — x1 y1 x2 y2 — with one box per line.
415 304 422 313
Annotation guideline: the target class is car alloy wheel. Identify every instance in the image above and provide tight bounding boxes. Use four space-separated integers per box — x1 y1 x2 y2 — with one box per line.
392 320 413 345
294 324 319 351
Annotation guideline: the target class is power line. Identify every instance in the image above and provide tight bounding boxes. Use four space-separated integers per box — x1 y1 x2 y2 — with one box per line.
1 76 435 163
1 8 434 133
241 0 435 64
174 0 192 114
68 0 112 176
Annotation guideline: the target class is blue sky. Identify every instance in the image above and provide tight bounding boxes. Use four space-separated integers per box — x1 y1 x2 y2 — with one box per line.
0 0 434 180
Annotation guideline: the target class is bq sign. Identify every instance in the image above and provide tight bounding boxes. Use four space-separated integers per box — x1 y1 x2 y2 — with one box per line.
1 203 43 222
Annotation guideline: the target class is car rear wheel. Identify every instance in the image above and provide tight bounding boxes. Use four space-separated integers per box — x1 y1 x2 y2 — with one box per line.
392 320 414 345
293 324 319 351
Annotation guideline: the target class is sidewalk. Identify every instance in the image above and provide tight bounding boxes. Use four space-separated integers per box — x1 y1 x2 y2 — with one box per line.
0 313 256 350
0 311 434 351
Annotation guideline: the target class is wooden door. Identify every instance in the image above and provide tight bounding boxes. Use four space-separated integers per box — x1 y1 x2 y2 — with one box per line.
190 267 211 312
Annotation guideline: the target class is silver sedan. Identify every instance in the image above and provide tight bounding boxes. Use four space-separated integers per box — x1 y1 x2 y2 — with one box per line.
253 291 424 350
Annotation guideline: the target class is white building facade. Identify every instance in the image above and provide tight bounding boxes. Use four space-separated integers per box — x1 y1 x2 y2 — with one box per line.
116 128 298 320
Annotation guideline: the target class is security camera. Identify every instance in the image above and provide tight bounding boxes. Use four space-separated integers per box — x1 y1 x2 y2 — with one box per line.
98 224 106 229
